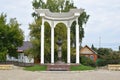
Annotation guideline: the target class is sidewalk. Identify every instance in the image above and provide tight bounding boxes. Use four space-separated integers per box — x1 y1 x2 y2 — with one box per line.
0 69 120 80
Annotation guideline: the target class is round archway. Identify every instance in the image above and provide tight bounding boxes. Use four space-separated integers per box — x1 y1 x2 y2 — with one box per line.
54 23 67 62
36 8 83 64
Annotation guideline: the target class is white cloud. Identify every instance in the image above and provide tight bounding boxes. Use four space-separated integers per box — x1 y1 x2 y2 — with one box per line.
73 0 120 50
0 0 120 50
0 0 33 40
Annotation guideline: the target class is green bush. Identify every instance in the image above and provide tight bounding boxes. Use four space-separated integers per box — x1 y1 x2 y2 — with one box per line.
96 59 106 66
96 59 120 67
0 51 7 61
80 56 96 67
96 52 120 66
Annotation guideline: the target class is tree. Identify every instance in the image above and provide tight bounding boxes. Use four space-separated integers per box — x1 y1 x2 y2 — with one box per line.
91 44 97 52
7 18 24 57
91 44 95 50
96 51 120 66
0 13 24 61
29 0 89 63
97 48 112 56
29 18 41 63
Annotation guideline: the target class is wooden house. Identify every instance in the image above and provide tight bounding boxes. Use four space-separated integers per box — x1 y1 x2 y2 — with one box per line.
80 45 98 62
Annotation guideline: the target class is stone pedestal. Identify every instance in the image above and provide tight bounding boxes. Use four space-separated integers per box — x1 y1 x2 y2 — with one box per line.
56 38 64 63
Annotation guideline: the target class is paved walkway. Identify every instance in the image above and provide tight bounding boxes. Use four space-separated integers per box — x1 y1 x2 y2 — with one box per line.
0 69 120 80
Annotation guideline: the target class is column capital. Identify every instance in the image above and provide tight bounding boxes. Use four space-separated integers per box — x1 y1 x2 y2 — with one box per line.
76 18 79 25
76 24 79 27
51 26 54 29
67 26 70 29
42 17 44 25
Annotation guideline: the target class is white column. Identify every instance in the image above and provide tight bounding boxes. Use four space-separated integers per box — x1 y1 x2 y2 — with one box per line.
76 20 80 64
51 27 54 63
41 19 44 64
67 27 71 63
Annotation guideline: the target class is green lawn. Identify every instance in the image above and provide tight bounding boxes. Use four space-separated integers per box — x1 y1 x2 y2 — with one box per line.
24 65 47 71
24 64 95 71
70 65 95 71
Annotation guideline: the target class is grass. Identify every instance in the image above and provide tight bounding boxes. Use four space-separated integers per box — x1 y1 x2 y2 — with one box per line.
24 64 95 71
70 65 95 71
24 65 47 71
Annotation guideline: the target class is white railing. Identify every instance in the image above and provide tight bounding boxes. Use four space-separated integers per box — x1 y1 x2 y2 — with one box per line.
6 54 34 63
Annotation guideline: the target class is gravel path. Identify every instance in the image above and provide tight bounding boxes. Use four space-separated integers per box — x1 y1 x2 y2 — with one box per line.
0 69 120 80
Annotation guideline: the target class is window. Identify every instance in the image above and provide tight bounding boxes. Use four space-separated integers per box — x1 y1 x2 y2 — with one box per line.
90 55 94 60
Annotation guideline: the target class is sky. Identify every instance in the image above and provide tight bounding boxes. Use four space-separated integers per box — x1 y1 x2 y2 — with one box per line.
0 0 120 50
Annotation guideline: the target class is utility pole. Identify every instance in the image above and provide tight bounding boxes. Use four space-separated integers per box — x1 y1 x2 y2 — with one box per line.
119 46 120 51
99 36 101 48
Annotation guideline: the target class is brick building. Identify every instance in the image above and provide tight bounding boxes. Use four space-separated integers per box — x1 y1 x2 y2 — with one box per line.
80 45 98 62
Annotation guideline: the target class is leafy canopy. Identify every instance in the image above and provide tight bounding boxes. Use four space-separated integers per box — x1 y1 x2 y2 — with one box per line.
0 13 24 60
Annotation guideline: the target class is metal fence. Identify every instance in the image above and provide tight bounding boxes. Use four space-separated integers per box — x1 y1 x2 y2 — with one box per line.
0 61 34 67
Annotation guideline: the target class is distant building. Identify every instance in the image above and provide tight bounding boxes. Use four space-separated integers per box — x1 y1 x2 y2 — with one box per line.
17 41 32 52
6 41 34 63
80 45 98 62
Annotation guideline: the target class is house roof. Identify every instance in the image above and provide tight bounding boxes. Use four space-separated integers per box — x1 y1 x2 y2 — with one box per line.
80 45 97 54
17 41 32 51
